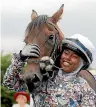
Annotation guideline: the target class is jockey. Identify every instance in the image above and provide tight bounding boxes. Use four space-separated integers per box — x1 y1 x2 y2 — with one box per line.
33 34 96 106
3 34 96 106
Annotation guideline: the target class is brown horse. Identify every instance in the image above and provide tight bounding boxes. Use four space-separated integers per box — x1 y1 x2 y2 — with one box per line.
23 4 64 86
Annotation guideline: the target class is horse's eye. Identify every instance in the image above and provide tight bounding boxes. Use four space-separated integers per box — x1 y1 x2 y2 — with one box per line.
49 35 54 40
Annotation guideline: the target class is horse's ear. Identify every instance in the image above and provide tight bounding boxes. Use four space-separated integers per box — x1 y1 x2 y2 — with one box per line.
31 10 38 20
51 4 64 23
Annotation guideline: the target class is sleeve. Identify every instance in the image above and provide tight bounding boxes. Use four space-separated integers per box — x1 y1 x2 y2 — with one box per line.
3 53 27 91
80 79 96 107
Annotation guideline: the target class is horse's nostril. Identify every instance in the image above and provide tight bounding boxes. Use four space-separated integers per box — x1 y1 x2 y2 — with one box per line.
49 35 54 40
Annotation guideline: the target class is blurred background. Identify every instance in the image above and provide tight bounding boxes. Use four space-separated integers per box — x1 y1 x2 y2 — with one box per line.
1 0 96 106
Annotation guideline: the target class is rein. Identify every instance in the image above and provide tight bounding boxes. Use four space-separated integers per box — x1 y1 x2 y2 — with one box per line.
27 21 60 64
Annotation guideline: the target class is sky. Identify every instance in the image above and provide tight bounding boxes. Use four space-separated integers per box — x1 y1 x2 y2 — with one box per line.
1 0 96 68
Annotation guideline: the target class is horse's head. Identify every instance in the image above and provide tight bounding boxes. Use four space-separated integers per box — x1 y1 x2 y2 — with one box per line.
23 4 64 80
24 4 64 56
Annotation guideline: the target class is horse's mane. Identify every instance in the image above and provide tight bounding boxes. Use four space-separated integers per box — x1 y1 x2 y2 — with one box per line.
25 15 48 35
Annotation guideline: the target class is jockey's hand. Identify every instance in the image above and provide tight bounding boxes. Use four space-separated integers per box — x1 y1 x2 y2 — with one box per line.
20 44 40 61
40 56 54 81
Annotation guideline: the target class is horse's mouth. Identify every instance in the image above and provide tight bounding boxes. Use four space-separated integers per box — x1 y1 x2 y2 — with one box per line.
22 71 42 92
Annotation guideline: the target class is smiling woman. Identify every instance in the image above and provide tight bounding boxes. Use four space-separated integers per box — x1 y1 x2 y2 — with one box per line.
31 34 96 106
60 49 81 73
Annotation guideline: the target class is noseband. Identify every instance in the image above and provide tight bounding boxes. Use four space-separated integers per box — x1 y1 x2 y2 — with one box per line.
27 21 60 64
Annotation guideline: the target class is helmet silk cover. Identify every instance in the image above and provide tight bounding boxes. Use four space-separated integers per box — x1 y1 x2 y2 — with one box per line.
69 34 96 69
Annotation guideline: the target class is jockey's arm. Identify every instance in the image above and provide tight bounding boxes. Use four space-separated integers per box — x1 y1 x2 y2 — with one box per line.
3 53 27 91
3 44 40 91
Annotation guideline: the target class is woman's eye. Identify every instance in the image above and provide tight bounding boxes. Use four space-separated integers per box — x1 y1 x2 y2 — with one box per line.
72 54 79 58
64 50 69 54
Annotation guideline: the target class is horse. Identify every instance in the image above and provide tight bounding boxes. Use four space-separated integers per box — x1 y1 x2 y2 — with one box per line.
22 4 64 91
22 4 96 93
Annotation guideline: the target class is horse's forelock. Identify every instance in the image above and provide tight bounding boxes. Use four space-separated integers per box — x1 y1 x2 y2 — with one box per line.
26 15 49 34
24 15 49 43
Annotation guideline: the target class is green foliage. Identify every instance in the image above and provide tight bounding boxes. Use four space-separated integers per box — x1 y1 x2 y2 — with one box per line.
1 54 11 83
1 86 15 107
1 54 11 72
1 53 15 107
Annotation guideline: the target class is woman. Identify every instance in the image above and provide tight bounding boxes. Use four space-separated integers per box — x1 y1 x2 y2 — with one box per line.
3 34 96 106
32 34 96 106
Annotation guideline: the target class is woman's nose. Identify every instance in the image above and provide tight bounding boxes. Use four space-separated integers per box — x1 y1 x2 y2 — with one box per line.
62 52 72 59
65 54 72 59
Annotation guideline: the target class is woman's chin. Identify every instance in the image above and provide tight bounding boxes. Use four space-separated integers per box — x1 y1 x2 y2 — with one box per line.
62 66 73 73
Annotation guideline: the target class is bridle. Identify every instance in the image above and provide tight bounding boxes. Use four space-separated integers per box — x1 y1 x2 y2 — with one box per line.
48 25 60 60
27 20 60 64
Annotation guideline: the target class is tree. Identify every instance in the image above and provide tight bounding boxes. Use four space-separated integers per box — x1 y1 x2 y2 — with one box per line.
1 86 15 107
1 53 15 107
1 53 11 83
